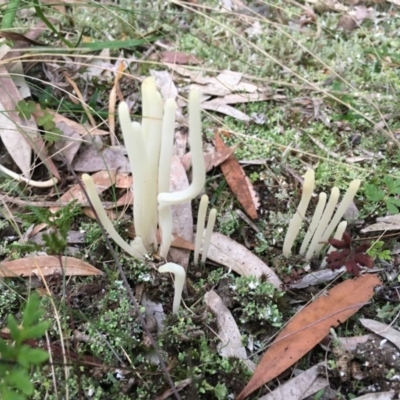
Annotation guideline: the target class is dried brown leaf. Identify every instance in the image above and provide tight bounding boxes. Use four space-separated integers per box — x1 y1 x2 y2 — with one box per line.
0 256 104 277
151 70 179 102
215 131 258 219
51 121 82 164
361 214 400 233
82 207 120 221
0 98 32 177
34 109 109 136
237 274 381 399
114 191 133 208
202 100 250 121
171 235 195 251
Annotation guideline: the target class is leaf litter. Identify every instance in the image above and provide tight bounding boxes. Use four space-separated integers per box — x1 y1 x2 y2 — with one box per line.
0 255 103 277
360 318 400 351
258 362 329 400
0 56 60 180
1 5 398 398
237 274 381 399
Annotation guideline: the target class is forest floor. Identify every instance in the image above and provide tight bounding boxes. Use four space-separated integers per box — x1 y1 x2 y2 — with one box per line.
0 1 400 399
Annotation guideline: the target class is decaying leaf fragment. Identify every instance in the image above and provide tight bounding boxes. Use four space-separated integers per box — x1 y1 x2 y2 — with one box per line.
237 274 381 399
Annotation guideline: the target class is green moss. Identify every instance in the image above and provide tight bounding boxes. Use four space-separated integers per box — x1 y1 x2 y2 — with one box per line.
230 275 285 327
0 281 19 321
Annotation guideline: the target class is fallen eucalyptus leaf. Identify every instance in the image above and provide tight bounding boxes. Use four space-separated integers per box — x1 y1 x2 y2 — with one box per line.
204 290 256 371
237 274 381 399
207 232 282 289
359 318 400 351
0 256 104 277
258 363 328 400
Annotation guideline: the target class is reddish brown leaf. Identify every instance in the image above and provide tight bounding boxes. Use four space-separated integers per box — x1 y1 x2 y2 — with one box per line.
171 235 195 251
214 131 258 219
83 207 120 221
128 227 195 251
115 191 134 208
207 232 282 288
237 274 381 399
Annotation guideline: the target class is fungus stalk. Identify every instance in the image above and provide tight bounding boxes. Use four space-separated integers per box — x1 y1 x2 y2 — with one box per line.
158 88 205 258
84 80 207 262
305 186 340 260
299 192 327 256
194 195 209 266
82 173 146 258
194 195 217 265
118 102 157 251
158 263 186 314
283 169 315 257
314 179 361 255
201 208 217 264
0 164 58 188
157 88 205 207
158 99 177 258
